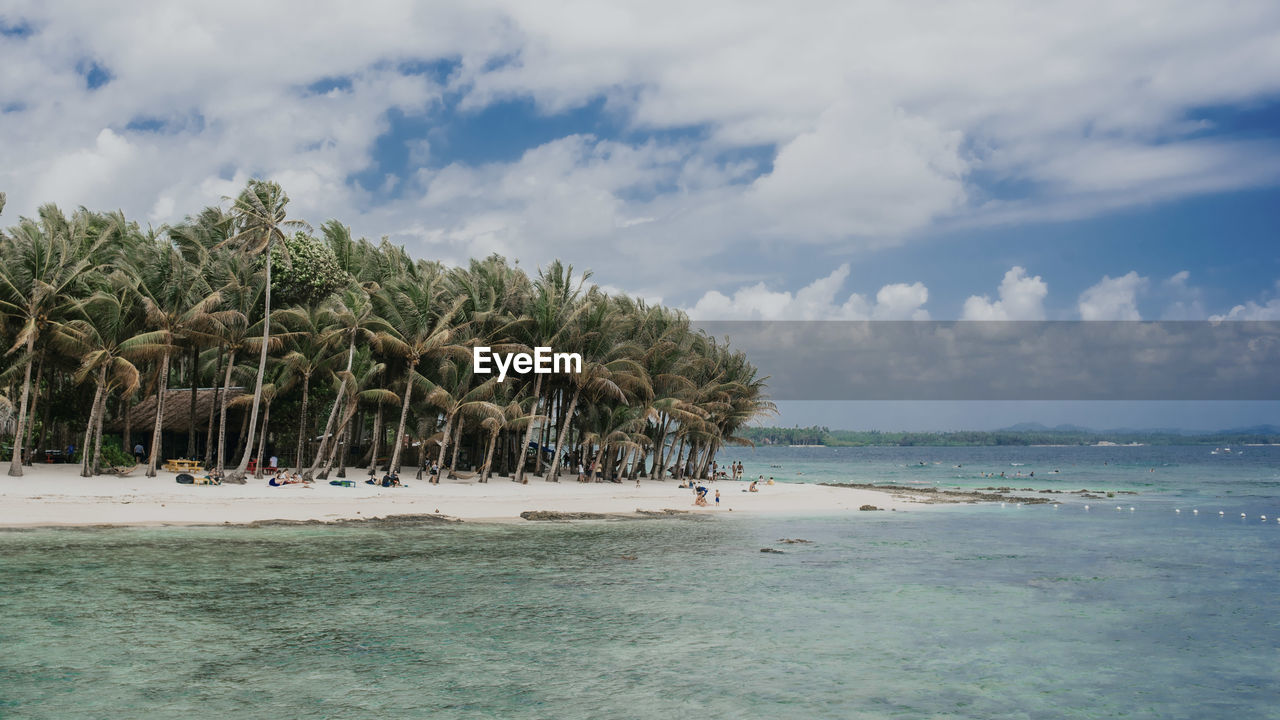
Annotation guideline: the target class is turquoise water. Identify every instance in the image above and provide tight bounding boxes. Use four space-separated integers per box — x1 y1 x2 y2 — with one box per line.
2 446 1278 718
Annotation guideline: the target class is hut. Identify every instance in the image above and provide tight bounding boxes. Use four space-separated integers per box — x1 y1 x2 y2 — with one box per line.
108 387 247 461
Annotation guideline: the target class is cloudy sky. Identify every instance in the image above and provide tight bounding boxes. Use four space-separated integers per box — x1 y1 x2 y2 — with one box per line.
3 1 1278 428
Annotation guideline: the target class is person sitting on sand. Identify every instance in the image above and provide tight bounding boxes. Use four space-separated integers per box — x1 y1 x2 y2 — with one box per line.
747 480 759 492
766 477 775 485
269 472 305 487
694 485 709 506
381 471 401 488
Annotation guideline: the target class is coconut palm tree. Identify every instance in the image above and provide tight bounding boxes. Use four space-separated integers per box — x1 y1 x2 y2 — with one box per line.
124 245 221 477
305 286 380 479
543 294 649 481
276 304 333 472
0 205 111 476
57 280 142 475
512 261 592 483
218 179 311 481
373 273 467 472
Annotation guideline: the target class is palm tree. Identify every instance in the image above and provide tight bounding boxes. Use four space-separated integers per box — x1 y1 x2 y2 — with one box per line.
218 179 310 481
124 245 221 477
421 359 501 478
57 280 142 475
0 205 110 476
276 304 332 472
513 261 591 483
372 273 466 472
543 295 648 481
305 287 380 479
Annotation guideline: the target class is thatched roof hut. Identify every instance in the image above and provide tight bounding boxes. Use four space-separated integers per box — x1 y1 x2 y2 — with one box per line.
107 387 247 432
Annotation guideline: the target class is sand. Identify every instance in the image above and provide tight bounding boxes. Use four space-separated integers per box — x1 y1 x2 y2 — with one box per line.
0 463 938 527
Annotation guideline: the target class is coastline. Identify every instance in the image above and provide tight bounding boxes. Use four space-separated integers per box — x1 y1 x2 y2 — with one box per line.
0 463 991 529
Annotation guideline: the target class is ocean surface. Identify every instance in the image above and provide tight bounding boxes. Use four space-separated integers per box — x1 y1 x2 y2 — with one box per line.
2 445 1278 719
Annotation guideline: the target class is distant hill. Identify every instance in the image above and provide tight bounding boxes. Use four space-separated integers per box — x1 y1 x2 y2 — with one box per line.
739 424 1280 447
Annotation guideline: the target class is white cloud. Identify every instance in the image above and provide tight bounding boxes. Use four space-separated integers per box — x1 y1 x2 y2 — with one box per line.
1210 280 1280 320
2 1 1280 299
962 266 1048 320
1160 270 1207 319
686 264 929 320
1078 271 1147 320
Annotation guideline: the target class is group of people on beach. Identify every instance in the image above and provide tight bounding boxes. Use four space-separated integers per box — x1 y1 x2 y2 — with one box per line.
269 469 311 487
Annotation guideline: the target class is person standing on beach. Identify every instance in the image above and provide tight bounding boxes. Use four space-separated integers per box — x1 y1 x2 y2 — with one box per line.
133 443 144 462
715 489 720 506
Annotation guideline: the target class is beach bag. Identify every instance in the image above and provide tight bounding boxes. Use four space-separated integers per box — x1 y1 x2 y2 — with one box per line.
175 473 195 484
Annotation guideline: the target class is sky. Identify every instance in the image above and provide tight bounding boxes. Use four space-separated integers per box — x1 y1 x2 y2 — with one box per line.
2 1 1278 429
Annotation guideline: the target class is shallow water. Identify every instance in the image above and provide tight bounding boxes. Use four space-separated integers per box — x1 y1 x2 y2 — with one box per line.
2 446 1278 718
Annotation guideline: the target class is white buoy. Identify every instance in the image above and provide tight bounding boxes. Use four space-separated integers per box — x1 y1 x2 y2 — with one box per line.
1084 505 1090 510
1261 515 1267 521
1175 509 1181 513
1241 513 1247 518
1193 509 1199 514
1001 502 1006 507
1219 511 1225 516
1129 507 1135 512
1116 506 1123 511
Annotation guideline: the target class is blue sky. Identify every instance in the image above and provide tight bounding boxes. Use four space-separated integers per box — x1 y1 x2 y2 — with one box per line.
2 1 1279 428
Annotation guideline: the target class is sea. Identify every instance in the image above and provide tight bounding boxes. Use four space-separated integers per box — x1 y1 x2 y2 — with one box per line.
1 445 1277 719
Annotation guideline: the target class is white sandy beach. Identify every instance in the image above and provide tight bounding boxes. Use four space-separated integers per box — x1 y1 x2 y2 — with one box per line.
0 463 934 527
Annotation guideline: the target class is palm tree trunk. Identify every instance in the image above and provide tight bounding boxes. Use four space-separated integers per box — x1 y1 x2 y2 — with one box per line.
536 388 552 474
306 338 354 478
436 411 453 481
388 360 418 472
293 372 310 472
319 402 357 479
514 374 543 484
254 401 271 479
7 333 35 476
651 416 671 478
80 380 104 477
369 404 385 470
481 429 499 482
230 244 273 480
672 436 686 479
34 359 51 464
204 348 223 467
336 417 352 478
187 344 199 457
90 376 108 476
24 356 43 466
545 385 580 482
145 351 170 477
447 418 463 477
122 393 132 455
217 350 236 474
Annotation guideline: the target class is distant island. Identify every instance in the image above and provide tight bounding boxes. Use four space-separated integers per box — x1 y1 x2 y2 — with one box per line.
741 424 1280 447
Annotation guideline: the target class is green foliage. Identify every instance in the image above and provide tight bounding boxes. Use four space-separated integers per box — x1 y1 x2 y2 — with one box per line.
264 232 347 306
98 441 134 468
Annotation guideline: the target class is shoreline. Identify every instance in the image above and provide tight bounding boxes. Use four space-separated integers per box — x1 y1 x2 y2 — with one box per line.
0 463 998 530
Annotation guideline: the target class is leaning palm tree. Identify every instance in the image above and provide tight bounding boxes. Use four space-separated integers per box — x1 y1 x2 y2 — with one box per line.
512 261 591 483
305 286 380 479
57 280 142 475
0 205 110 476
276 304 333 473
544 294 649 481
123 245 221 477
372 273 467 472
218 179 310 481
